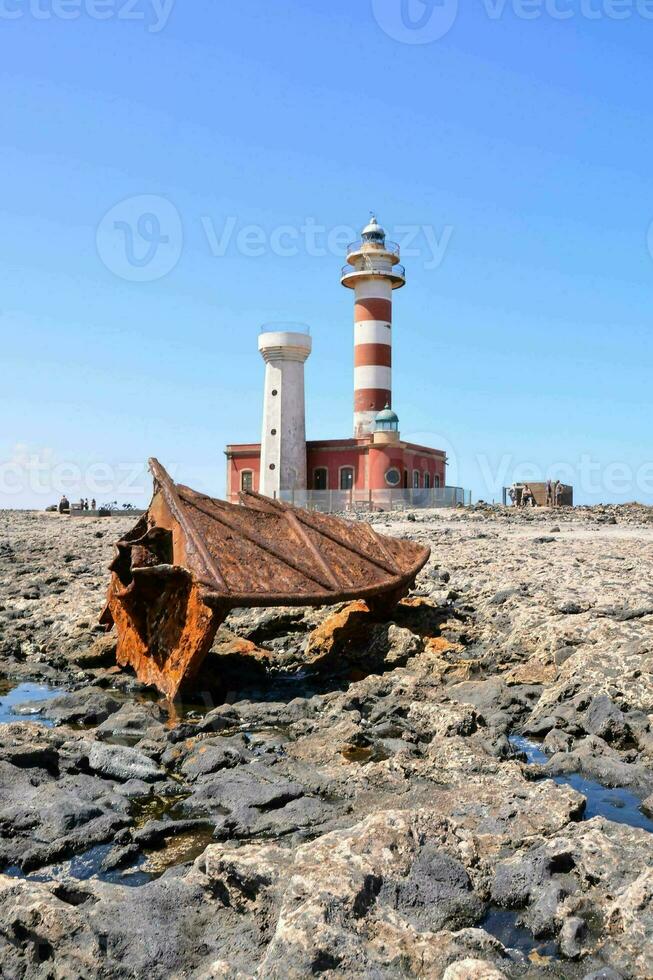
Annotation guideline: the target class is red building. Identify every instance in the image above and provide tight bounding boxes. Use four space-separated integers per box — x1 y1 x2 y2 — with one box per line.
225 216 447 504
226 432 446 499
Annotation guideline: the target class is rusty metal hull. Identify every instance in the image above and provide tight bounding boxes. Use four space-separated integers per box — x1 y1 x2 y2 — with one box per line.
102 459 430 699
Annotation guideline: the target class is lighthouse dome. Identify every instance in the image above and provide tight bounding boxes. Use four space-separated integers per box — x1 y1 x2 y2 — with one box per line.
361 215 386 244
375 405 399 431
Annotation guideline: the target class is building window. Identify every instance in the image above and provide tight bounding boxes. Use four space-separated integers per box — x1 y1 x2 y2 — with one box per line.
385 467 401 487
434 475 441 488
241 470 253 492
340 466 354 491
314 468 328 491
424 472 431 489
403 469 409 489
413 470 420 489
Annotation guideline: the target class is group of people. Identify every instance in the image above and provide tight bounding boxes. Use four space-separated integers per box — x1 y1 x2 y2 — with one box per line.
58 496 97 514
508 480 565 508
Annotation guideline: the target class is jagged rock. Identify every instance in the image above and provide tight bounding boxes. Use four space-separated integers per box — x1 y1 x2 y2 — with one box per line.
180 736 249 780
583 694 630 745
95 701 167 745
2 504 653 977
26 687 122 726
87 742 163 783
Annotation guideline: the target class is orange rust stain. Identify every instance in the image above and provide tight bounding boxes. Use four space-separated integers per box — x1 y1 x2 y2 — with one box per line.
425 636 464 655
108 576 220 701
305 600 371 661
399 597 437 609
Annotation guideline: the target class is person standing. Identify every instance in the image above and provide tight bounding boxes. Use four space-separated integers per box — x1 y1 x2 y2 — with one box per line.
546 480 553 507
555 481 564 507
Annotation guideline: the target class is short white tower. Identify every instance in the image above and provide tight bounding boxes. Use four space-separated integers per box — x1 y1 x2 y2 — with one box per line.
258 328 312 498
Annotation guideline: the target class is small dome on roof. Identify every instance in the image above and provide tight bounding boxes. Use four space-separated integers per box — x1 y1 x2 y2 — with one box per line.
375 405 399 432
361 214 386 243
375 405 399 424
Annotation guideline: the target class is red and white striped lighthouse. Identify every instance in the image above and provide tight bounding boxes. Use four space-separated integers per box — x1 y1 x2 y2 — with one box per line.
341 216 406 438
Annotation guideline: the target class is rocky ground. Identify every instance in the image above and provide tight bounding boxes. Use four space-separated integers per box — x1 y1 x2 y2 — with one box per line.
0 503 652 979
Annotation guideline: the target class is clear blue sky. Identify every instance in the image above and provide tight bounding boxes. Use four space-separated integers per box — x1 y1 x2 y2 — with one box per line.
2 0 652 507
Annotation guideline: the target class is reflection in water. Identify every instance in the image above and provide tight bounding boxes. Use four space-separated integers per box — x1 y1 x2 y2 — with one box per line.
0 681 64 726
509 735 653 833
481 905 558 960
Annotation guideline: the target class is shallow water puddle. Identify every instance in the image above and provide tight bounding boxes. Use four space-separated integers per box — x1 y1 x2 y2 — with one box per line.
4 822 215 890
509 735 653 832
4 844 154 888
0 681 63 726
481 905 558 961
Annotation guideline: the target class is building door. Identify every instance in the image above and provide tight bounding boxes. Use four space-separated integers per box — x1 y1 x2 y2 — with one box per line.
413 470 420 489
314 468 328 490
340 467 354 491
424 473 431 489
241 471 253 492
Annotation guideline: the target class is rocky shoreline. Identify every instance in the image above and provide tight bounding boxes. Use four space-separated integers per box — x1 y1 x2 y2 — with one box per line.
0 504 652 979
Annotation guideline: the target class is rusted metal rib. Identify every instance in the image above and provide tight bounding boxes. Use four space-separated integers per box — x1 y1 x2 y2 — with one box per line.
360 521 400 573
283 505 399 576
179 495 337 593
256 495 346 590
149 458 229 593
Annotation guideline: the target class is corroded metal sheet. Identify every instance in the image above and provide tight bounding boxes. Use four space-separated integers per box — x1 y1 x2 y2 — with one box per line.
102 459 430 699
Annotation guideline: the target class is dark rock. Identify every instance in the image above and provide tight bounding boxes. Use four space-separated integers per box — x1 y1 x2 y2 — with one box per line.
583 695 630 746
557 600 589 615
523 715 557 737
95 701 166 745
379 846 483 932
100 842 141 871
87 742 163 783
180 737 249 780
489 588 523 606
32 688 122 726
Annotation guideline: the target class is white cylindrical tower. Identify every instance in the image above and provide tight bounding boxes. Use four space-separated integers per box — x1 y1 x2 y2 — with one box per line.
341 216 406 438
258 328 312 498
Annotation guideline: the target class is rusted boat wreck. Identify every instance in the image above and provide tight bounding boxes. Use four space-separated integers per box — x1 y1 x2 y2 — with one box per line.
101 459 431 699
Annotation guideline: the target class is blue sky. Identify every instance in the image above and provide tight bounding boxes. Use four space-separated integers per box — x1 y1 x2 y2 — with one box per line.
2 0 652 507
